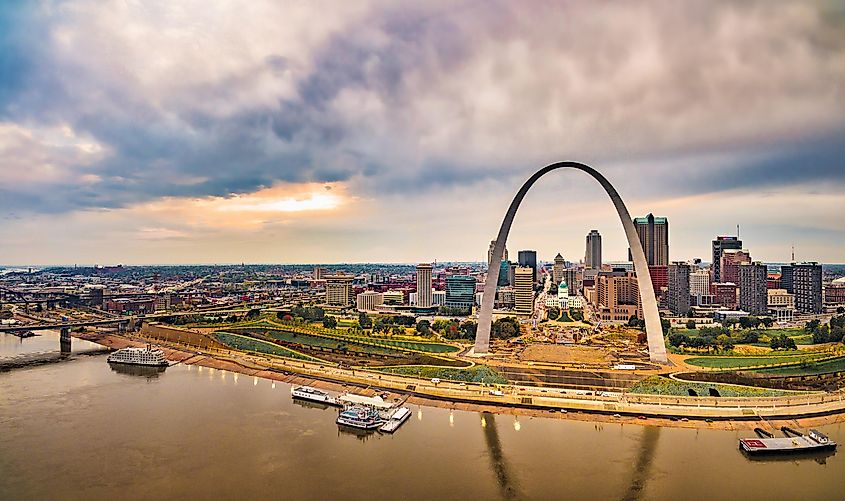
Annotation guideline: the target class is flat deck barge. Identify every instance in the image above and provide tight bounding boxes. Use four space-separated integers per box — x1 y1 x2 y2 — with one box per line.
740 428 836 456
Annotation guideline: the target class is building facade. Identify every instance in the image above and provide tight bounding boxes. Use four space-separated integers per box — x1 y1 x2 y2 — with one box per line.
325 275 354 306
720 249 751 285
356 291 384 311
711 282 738 309
793 262 823 314
767 289 795 322
593 270 642 322
738 261 768 316
629 213 669 266
585 230 602 270
445 275 476 312
711 236 743 283
553 253 565 283
667 262 691 316
514 266 535 315
518 250 538 283
416 263 433 308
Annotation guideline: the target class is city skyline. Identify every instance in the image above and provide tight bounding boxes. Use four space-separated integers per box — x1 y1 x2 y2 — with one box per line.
1 1 844 265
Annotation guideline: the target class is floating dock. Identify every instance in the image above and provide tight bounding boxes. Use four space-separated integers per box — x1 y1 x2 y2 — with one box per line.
740 428 836 456
379 407 411 433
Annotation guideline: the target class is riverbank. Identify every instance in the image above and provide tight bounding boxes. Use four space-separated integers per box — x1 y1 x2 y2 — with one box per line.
75 331 845 431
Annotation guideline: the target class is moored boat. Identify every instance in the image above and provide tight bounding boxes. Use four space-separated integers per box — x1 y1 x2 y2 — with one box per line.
291 386 339 406
739 427 837 456
107 345 168 367
379 406 411 433
337 405 385 430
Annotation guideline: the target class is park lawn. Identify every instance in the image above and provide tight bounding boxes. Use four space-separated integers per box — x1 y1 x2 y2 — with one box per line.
685 353 827 369
213 332 327 363
629 375 797 397
559 311 573 322
376 365 509 385
751 356 845 376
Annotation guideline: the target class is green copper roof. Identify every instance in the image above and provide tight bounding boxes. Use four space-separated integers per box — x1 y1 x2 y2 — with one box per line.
633 213 667 224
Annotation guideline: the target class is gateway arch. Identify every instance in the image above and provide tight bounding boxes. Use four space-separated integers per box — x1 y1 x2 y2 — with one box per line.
474 161 669 364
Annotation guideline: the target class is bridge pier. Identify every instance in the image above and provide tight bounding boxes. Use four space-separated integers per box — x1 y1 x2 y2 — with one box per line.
60 327 71 354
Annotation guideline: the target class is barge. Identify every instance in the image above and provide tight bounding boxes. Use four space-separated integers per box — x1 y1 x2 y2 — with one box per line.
379 406 411 433
740 427 836 456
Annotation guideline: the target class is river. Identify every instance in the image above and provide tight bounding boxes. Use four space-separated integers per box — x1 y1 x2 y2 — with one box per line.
1 333 843 500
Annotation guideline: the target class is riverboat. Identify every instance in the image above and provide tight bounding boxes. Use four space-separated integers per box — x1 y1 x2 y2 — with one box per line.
107 345 168 367
291 386 339 406
739 427 837 456
336 405 385 430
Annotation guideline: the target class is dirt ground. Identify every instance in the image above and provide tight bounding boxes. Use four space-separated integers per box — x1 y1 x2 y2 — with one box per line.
519 344 614 365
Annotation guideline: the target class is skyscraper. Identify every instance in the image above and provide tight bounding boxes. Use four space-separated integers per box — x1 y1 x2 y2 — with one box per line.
553 253 565 283
487 240 509 267
518 250 537 283
497 260 511 287
667 262 691 316
514 266 535 315
416 263 433 308
690 270 711 304
793 262 822 314
629 214 669 266
711 236 743 283
563 268 579 294
738 262 768 315
780 264 794 293
585 230 602 270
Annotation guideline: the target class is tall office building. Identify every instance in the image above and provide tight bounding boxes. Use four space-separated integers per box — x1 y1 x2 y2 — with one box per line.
667 262 691 316
487 240 509 267
325 274 353 306
629 214 669 266
553 253 565 283
313 266 323 280
738 262 768 315
585 230 602 270
445 275 476 313
518 250 538 283
720 249 751 284
514 266 535 315
415 263 433 308
711 236 743 282
793 262 822 314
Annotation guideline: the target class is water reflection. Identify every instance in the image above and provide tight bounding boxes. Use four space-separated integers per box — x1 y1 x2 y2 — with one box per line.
622 426 660 501
337 424 376 442
292 399 333 411
480 412 521 500
108 362 167 379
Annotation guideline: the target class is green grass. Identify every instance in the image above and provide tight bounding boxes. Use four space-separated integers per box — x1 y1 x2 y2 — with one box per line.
685 353 826 369
629 375 797 397
229 328 401 356
559 311 573 322
751 356 845 376
376 365 509 385
213 332 327 363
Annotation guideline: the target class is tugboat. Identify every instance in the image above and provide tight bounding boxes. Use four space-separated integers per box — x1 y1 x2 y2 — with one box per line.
336 405 385 430
107 344 168 367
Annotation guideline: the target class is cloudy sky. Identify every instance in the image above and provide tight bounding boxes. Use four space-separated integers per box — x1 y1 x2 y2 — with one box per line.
1 0 843 265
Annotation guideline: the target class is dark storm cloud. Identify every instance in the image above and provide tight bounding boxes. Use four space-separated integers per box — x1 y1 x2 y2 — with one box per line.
0 0 844 215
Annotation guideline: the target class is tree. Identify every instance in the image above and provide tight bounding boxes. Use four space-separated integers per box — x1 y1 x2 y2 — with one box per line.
685 319 696 330
804 319 821 333
760 317 774 329
570 309 584 321
415 319 431 336
358 312 372 329
837 306 845 314
660 318 671 336
547 307 560 321
246 308 261 319
668 332 690 347
812 325 830 344
322 316 337 328
491 317 521 339
771 334 796 350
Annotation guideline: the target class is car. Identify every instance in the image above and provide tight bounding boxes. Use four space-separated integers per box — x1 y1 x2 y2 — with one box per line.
489 390 504 396
431 378 441 384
